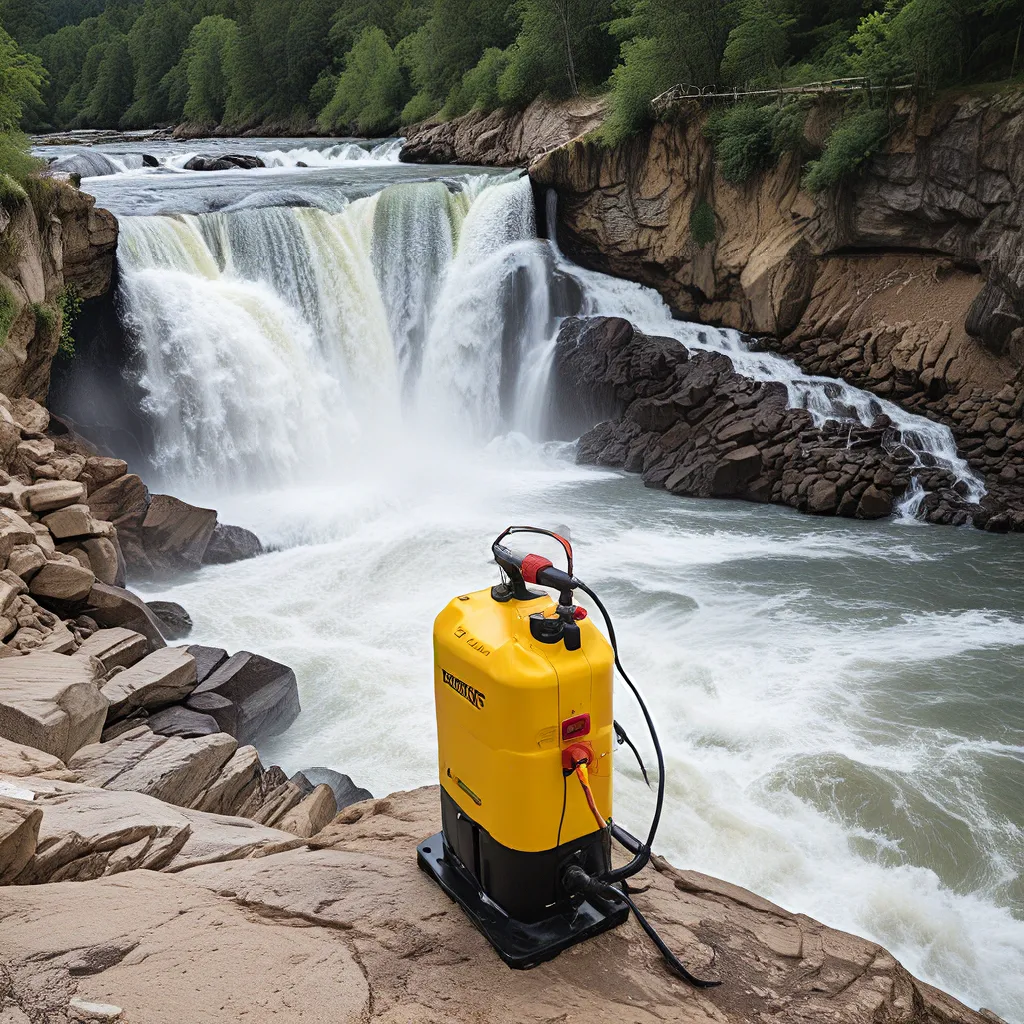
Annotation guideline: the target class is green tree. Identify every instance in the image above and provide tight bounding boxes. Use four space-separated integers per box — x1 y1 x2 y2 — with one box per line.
317 25 405 134
123 0 194 127
179 14 238 125
721 0 794 85
0 22 44 178
84 35 135 126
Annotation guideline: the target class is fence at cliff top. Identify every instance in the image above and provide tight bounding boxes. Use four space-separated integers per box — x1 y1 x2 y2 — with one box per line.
652 77 915 114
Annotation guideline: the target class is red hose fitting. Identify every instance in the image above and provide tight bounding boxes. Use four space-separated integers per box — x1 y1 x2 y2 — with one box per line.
562 741 593 772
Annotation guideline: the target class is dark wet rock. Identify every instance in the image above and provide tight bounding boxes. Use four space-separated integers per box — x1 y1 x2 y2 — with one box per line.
146 600 193 640
186 645 229 684
147 705 221 738
142 154 159 167
553 317 984 524
202 523 263 566
296 767 373 811
86 583 167 652
191 652 300 746
183 154 266 172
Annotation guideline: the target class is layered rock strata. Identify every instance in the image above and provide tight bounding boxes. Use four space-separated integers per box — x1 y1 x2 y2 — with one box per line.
532 91 1024 527
401 95 606 166
553 316 987 524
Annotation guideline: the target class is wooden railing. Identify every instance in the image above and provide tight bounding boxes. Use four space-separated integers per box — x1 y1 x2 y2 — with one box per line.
651 77 914 114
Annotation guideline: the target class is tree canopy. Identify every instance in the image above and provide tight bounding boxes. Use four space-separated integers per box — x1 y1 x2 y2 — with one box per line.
0 0 1017 139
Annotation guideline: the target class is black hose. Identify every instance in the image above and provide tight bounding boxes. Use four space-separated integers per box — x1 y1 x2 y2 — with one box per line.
574 578 664 883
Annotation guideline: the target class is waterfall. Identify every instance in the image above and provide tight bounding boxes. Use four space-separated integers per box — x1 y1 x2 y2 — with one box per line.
115 173 983 510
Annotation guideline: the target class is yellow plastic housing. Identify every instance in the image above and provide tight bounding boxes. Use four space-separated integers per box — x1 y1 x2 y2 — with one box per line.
433 587 614 853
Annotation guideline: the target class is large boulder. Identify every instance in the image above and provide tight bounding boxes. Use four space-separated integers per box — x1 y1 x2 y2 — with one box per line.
0 652 107 761
145 600 192 640
186 644 228 683
202 523 264 565
22 480 86 514
183 154 266 171
100 647 198 721
141 494 218 573
0 735 75 779
191 652 300 745
147 706 220 738
83 473 149 523
298 767 372 812
67 725 238 809
28 558 96 603
86 583 167 651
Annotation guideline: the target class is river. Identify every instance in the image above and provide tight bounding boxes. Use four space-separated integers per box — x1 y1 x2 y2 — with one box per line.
40 136 1024 1020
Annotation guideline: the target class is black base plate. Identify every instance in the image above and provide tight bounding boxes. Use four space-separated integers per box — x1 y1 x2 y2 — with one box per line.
416 832 630 970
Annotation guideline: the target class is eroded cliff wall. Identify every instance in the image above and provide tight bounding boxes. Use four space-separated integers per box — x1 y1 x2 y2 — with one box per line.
0 181 117 403
531 90 1024 526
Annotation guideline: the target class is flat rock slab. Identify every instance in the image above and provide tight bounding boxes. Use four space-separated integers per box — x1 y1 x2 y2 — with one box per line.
3 774 293 883
0 794 41 883
0 735 75 779
87 583 166 651
68 726 237 809
0 652 107 761
0 785 989 1024
101 647 197 720
75 627 149 673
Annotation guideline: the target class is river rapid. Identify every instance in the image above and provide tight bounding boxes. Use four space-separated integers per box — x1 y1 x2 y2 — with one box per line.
45 136 1024 1019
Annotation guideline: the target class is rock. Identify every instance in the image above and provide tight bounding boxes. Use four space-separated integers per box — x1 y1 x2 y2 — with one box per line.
74 626 149 672
273 783 337 838
0 795 41 883
68 725 238 809
193 744 263 816
192 651 300 745
6 775 293 884
249 777 307 827
141 494 218 572
22 479 86 513
83 473 149 523
41 503 113 540
147 705 219 738
0 651 107 760
401 94 606 166
0 508 38 563
80 456 127 493
202 523 264 565
81 536 121 586
7 543 46 580
10 396 49 434
146 599 192 639
183 154 266 171
186 644 228 683
101 647 198 720
857 484 895 519
184 689 238 736
299 767 372 811
0 734 73 778
68 998 123 1022
29 559 96 602
86 583 167 651
806 478 839 514
0 785 987 1024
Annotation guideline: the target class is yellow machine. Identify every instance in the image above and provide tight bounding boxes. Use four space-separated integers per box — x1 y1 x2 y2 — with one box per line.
417 526 720 982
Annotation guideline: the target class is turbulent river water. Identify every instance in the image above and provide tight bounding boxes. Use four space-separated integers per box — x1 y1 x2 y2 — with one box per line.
45 137 1024 1019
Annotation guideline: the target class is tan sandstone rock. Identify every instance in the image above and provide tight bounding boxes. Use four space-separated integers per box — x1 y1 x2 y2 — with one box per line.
0 652 106 761
100 647 197 720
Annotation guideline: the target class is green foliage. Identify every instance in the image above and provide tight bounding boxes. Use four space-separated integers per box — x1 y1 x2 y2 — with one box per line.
803 107 889 192
446 47 508 116
0 172 27 210
689 198 716 247
0 231 23 273
721 0 794 85
32 300 56 332
705 101 805 183
56 284 80 357
179 15 238 125
0 284 16 346
601 0 732 144
22 170 59 225
317 27 405 134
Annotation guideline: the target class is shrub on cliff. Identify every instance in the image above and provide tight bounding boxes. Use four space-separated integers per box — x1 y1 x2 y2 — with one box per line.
705 101 806 184
802 107 889 193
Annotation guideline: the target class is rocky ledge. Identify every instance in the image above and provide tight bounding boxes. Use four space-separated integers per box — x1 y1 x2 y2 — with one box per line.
551 316 1007 526
533 90 1024 528
0 783 998 1023
400 94 605 167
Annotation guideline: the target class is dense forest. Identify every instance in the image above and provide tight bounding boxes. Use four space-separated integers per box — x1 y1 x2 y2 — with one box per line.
0 0 1021 145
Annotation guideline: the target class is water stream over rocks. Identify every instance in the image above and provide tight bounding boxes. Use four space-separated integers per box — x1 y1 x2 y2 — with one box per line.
51 139 1024 1020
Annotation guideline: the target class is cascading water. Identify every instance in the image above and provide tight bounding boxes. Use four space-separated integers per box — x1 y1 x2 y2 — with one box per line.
97 160 1024 1020
118 172 981 509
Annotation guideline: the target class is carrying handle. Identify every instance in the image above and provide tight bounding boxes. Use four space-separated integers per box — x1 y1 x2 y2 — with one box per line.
491 526 575 602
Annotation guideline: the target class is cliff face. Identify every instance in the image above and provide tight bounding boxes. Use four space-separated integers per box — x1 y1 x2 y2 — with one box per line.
531 91 1024 525
400 95 606 166
0 180 117 402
